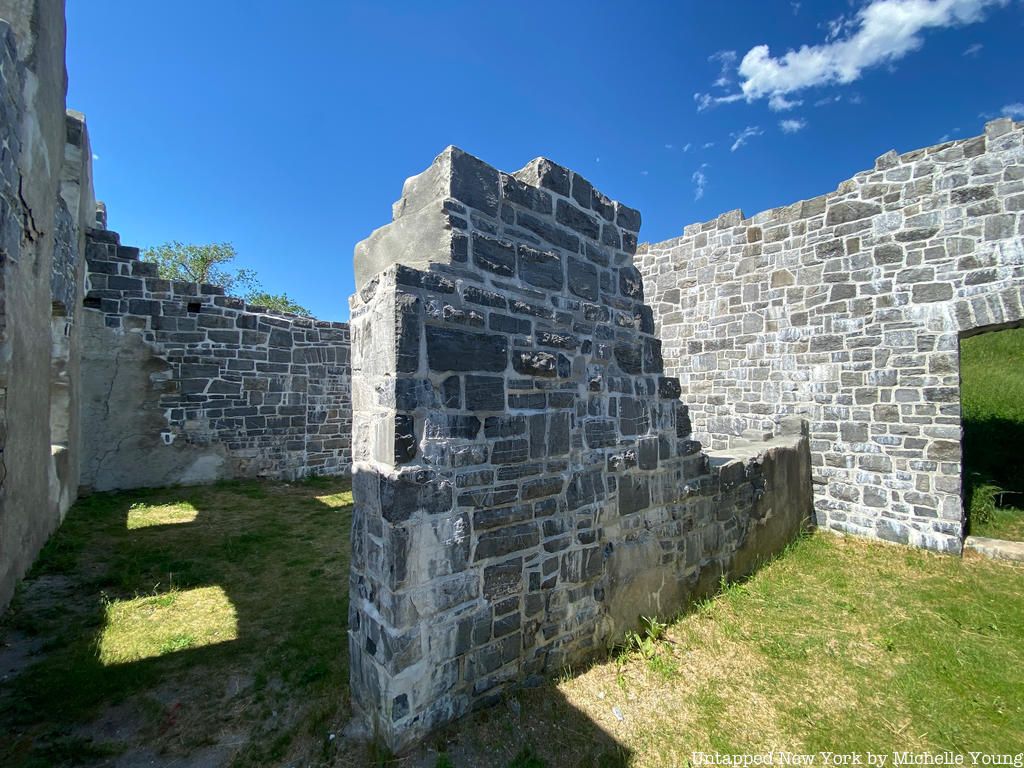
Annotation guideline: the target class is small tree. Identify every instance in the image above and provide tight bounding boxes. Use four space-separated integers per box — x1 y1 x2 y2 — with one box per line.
246 291 311 316
142 241 311 316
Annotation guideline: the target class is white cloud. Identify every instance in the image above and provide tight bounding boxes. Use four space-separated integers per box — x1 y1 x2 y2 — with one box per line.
92 153 100 160
664 143 674 149
1002 103 1024 119
704 0 1006 110
682 142 692 152
641 170 650 176
694 90 744 112
780 118 807 133
769 93 803 111
963 42 984 55
792 1 802 14
709 50 738 88
814 94 843 106
702 141 715 149
730 126 763 152
692 164 709 200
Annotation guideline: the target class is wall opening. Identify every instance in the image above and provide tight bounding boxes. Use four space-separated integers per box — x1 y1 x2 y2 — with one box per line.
959 324 1024 543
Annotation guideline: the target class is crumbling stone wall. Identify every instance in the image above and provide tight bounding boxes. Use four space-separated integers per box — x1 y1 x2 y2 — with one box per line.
80 228 352 490
0 0 93 611
347 147 812 751
637 118 1024 554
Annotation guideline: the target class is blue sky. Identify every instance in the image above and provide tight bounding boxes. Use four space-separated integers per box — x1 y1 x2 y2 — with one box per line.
67 0 1023 321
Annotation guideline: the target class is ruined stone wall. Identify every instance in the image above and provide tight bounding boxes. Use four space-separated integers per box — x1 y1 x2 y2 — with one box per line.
80 228 352 490
637 118 1024 554
0 0 90 611
347 147 812 751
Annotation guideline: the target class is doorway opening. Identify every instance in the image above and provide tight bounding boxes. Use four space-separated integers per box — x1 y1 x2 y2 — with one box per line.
960 325 1024 542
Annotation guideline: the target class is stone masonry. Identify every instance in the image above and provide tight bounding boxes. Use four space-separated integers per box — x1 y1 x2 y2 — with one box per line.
347 147 812 751
80 226 353 489
638 118 1024 554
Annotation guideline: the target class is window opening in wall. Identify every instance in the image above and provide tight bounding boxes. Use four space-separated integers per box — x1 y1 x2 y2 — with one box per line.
959 325 1024 543
187 301 201 313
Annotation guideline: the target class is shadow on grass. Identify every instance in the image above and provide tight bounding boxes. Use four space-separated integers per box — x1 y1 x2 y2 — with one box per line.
0 477 636 768
0 476 353 767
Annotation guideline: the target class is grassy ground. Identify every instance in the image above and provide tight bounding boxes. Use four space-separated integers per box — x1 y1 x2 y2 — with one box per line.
961 326 1024 540
0 476 356 767
2 479 1022 767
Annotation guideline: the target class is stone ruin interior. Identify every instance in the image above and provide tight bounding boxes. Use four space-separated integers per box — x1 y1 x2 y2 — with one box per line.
1 0 1022 752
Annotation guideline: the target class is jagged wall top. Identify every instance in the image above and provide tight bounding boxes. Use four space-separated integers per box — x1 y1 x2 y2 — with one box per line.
353 146 642 289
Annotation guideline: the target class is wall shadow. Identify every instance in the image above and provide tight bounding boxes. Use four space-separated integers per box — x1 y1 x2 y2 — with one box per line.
0 477 353 766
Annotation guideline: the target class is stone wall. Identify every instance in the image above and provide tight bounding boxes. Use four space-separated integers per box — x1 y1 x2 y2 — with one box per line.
637 118 1024 554
0 0 95 611
347 147 812 751
80 227 352 490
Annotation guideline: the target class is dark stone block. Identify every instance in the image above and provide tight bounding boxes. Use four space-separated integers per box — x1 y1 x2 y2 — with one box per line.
618 474 650 515
484 415 527 438
472 233 516 276
613 343 642 374
394 264 456 293
508 393 546 410
426 326 508 372
616 202 641 232
566 469 604 510
465 375 505 411
643 337 664 374
491 439 529 465
571 173 593 208
424 414 481 440
556 199 599 240
513 350 558 378
475 523 540 561
381 470 453 523
638 437 659 470
518 245 563 291
474 504 531 530
516 210 580 252
395 379 436 411
619 266 643 300
522 476 563 500
490 313 532 335
395 414 417 464
483 558 523 599
658 376 682 399
501 173 552 213
509 304 555 326
451 149 501 217
584 419 617 449
548 412 570 456
592 189 615 221
567 257 599 301
442 376 461 409
464 285 507 309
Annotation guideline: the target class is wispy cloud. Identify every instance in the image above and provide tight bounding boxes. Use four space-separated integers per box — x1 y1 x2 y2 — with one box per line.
692 164 709 200
640 170 649 176
730 126 763 152
963 42 984 55
682 142 692 152
1001 103 1024 119
779 118 807 133
702 141 715 149
709 50 738 88
695 0 1006 112
664 143 674 150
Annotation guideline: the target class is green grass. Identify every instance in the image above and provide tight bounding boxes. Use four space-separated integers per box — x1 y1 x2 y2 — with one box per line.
428 534 1024 767
3 480 1022 767
960 326 1024 540
0 476 354 767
